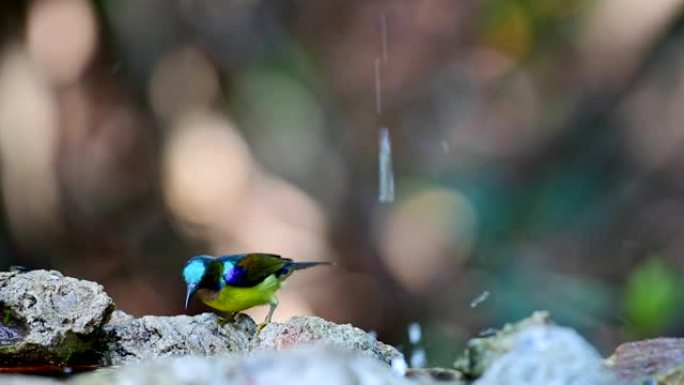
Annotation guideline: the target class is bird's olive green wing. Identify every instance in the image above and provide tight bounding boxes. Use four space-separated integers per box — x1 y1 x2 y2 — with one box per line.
222 253 291 287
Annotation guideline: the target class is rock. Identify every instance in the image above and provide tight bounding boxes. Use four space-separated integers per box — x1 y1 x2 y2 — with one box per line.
102 310 256 365
471 324 618 385
104 313 401 367
0 267 400 368
405 368 467 385
0 270 114 365
0 375 61 385
453 311 620 385
454 311 552 377
607 338 684 384
0 268 408 384
251 316 402 365
69 346 413 385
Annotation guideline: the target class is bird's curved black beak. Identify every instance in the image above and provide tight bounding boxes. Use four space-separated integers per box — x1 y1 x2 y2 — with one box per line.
185 283 198 310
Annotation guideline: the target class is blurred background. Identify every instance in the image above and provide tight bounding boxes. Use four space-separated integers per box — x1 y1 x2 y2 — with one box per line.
0 0 683 365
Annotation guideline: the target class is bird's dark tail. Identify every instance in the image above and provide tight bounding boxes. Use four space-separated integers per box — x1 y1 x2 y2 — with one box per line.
290 261 332 270
276 261 331 278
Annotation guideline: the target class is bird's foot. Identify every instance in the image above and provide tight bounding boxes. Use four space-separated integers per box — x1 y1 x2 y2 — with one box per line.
255 321 270 334
217 312 237 326
257 302 277 334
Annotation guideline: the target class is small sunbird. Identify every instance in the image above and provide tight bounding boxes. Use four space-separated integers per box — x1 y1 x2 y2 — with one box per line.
182 253 329 330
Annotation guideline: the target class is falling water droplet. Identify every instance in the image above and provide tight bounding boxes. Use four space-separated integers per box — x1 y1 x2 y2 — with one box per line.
407 322 422 344
441 140 450 153
379 127 395 203
374 58 383 115
410 348 427 368
470 290 491 308
407 322 425 368
380 13 389 63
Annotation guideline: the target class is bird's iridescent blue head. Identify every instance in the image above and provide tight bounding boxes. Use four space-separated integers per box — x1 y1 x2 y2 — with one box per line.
182 255 212 310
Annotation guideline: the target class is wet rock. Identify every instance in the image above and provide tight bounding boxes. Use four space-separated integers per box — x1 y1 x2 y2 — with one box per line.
105 313 402 367
0 375 61 385
405 367 467 385
102 310 256 365
454 311 552 377
454 313 619 385
473 325 618 385
69 346 413 385
251 316 402 365
0 270 114 365
607 338 684 384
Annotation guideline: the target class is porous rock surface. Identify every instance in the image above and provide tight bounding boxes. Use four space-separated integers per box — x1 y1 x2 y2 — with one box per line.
102 310 256 365
102 312 403 366
607 338 684 384
454 312 621 385
472 324 619 385
0 269 652 385
0 270 114 364
0 269 403 368
252 316 402 365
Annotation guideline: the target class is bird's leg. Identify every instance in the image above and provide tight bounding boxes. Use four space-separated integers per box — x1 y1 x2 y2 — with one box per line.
217 312 237 326
256 298 278 333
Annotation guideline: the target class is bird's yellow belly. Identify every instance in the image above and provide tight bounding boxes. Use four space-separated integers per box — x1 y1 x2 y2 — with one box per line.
197 274 281 313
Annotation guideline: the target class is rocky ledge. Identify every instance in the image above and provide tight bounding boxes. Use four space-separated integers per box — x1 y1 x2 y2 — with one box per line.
0 270 682 385
0 270 400 368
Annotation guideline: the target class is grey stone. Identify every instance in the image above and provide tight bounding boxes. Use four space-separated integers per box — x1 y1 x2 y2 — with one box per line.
454 311 552 377
0 268 402 370
69 346 413 385
472 324 620 385
406 368 467 385
0 375 61 385
0 270 114 364
102 310 256 365
251 316 403 365
607 338 684 384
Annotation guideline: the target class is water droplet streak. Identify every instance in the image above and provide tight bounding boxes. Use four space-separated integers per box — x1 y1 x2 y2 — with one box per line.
378 127 395 203
380 13 389 63
410 348 427 368
407 322 426 368
408 322 422 344
470 290 490 308
441 140 450 153
376 14 394 204
374 58 383 115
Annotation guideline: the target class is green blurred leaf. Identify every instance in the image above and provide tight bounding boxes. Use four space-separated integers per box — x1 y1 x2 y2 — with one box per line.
623 257 680 336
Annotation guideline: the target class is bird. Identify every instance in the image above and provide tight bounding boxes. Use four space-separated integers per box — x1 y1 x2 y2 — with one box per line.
182 253 329 331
